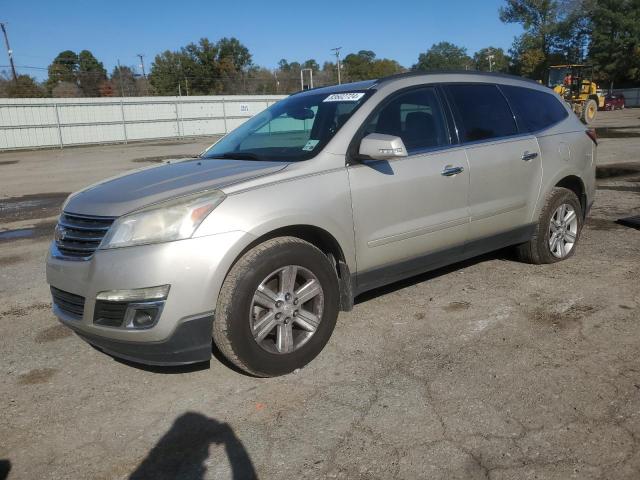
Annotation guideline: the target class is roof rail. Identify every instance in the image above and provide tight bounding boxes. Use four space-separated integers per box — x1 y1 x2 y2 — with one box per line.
373 69 540 86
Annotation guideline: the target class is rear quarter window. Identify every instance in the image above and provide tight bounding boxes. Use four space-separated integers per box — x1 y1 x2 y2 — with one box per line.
500 85 569 133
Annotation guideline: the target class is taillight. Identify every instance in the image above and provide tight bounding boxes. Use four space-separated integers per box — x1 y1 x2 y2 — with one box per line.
586 128 598 145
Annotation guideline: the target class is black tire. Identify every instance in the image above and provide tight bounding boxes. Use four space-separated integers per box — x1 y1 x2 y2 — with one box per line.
515 187 583 265
213 236 339 377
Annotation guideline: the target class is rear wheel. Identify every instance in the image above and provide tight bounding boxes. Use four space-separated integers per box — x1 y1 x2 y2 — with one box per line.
515 187 583 264
581 99 598 124
213 237 339 377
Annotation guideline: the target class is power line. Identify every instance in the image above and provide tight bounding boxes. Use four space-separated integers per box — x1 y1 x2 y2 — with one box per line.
0 22 17 82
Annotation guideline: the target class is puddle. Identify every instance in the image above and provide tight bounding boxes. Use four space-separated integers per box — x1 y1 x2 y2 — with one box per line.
0 160 19 166
596 163 640 179
0 192 69 222
596 127 640 139
0 228 33 240
132 154 196 163
0 221 56 243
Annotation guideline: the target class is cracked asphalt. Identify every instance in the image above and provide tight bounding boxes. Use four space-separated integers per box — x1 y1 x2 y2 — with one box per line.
1 111 640 479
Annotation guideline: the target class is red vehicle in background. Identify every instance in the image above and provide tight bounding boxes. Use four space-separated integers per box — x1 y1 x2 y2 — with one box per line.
602 93 625 110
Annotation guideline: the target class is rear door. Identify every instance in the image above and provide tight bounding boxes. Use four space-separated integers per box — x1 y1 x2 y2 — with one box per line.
444 83 542 243
347 86 470 292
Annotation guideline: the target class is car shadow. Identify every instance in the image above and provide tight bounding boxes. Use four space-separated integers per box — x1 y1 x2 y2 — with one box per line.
0 460 11 480
354 249 508 304
129 412 257 480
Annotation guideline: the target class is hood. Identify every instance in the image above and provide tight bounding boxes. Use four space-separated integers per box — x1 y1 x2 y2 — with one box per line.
65 158 288 217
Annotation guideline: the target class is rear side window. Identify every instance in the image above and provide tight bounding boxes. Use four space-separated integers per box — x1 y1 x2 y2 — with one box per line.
446 84 517 142
501 85 569 132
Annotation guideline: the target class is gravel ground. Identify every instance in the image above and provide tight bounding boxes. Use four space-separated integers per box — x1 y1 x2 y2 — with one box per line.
0 110 639 480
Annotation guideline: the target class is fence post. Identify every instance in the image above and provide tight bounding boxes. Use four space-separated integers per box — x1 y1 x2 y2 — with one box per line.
54 103 63 149
174 99 182 138
221 98 228 134
119 99 128 144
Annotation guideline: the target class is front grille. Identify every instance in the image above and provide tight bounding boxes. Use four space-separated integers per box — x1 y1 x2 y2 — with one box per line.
94 300 129 327
54 212 115 259
51 287 85 319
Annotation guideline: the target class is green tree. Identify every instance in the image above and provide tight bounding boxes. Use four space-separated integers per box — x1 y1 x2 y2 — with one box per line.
343 50 403 81
413 42 473 70
499 0 588 79
216 37 252 71
45 49 107 96
149 37 252 95
77 50 107 97
302 59 320 71
473 47 511 72
46 50 79 93
588 0 640 88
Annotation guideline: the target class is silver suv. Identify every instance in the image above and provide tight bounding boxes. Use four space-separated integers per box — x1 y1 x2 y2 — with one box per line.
47 72 596 376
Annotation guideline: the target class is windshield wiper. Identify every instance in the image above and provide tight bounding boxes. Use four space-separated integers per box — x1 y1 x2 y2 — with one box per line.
207 152 262 161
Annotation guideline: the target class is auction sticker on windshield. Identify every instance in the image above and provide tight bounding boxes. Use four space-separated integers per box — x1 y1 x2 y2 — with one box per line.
323 92 365 102
302 139 320 151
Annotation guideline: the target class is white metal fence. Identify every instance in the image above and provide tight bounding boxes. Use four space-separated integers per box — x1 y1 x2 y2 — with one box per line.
0 95 287 151
613 88 640 107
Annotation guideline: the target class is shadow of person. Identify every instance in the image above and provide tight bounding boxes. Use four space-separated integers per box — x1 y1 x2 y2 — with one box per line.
129 412 257 480
0 460 11 480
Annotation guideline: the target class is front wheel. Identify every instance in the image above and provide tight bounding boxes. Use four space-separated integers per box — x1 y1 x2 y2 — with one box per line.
581 99 598 124
213 237 339 377
515 187 583 264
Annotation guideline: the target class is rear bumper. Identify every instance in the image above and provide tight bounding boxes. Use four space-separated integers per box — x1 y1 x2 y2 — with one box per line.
66 313 214 366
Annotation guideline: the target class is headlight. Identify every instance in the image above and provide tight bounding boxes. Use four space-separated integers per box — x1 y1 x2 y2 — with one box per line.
100 190 225 249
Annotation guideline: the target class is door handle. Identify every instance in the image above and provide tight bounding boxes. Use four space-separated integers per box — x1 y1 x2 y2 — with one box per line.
521 151 538 161
441 165 464 177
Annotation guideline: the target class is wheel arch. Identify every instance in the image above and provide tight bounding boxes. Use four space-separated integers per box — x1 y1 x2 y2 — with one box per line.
555 175 587 218
229 224 354 312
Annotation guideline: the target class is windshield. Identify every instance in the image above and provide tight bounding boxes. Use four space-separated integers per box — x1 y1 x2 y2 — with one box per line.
202 90 372 162
548 67 569 88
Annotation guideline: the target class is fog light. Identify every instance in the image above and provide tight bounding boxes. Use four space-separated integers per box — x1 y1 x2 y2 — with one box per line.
123 301 165 329
131 309 155 328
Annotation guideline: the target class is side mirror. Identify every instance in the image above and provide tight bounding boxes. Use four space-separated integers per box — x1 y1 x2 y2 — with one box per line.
358 133 408 161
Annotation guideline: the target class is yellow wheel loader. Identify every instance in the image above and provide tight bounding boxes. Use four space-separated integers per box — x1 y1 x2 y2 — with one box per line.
547 65 604 124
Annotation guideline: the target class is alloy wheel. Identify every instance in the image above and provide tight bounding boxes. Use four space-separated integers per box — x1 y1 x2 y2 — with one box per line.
548 203 578 259
250 265 324 354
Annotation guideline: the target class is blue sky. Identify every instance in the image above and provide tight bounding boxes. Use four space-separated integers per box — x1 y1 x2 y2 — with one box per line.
3 0 522 80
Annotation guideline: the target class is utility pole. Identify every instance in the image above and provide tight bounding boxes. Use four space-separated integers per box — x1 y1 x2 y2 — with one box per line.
331 47 342 85
0 22 17 82
136 53 146 78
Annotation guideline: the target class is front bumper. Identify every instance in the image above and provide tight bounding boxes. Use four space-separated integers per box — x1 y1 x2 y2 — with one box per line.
69 313 214 365
46 230 252 364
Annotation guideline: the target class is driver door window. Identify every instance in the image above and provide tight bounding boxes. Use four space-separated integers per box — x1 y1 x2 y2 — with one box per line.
363 87 449 154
